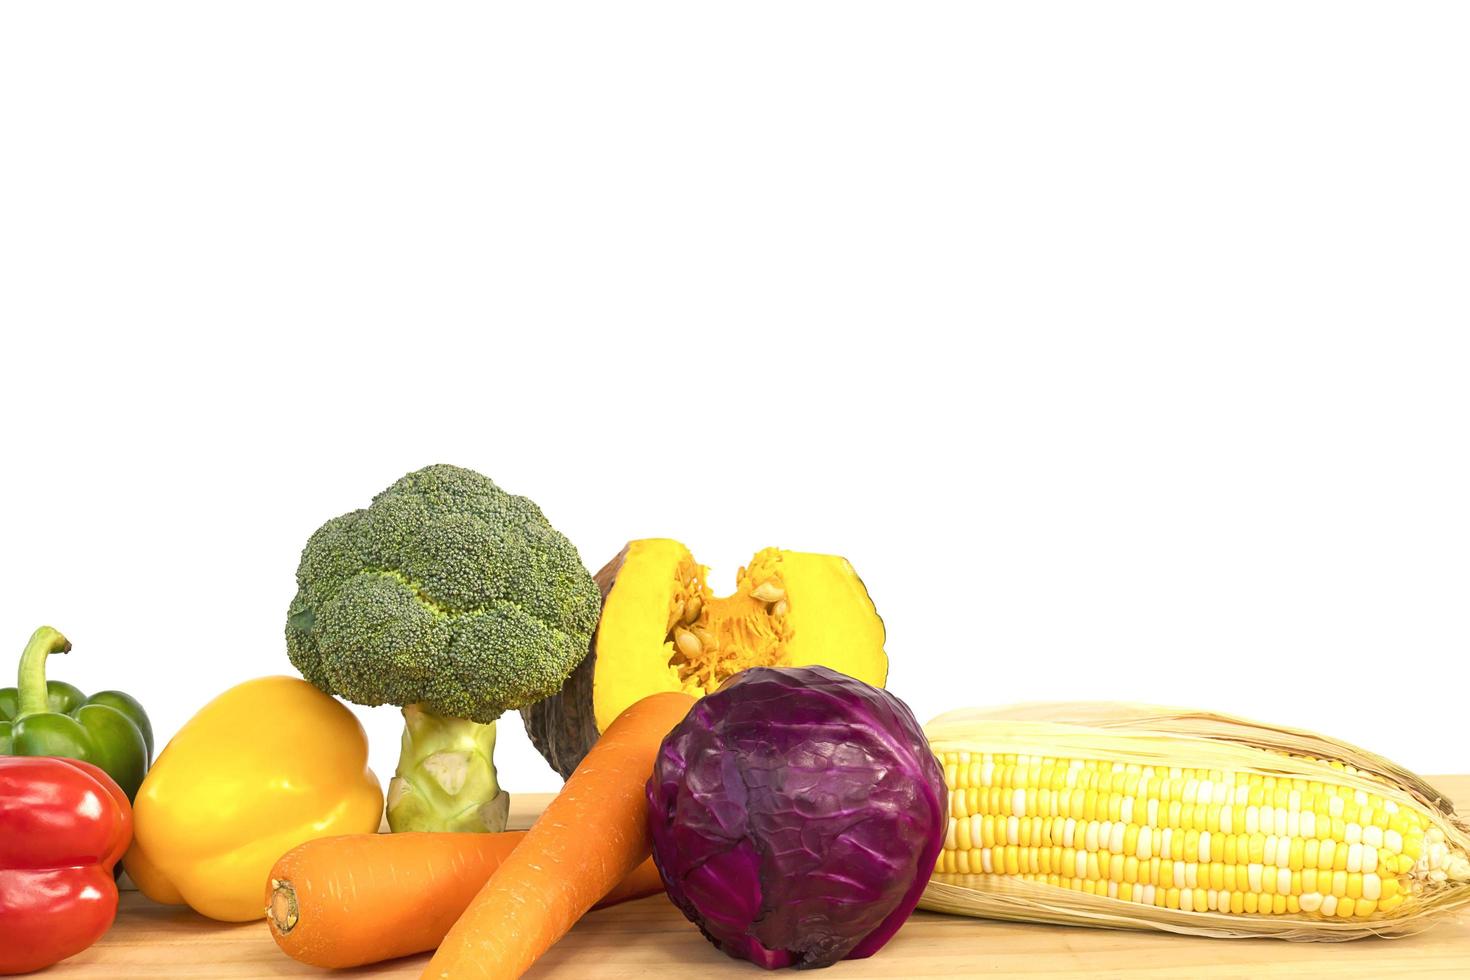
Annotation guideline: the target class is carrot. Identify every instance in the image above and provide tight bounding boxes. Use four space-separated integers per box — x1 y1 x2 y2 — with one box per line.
422 691 696 980
266 832 666 969
596 853 664 907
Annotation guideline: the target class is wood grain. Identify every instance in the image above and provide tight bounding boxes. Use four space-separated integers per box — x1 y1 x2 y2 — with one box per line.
48 776 1470 978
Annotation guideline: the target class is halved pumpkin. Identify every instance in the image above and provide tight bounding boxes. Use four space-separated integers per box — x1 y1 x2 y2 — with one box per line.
522 538 888 777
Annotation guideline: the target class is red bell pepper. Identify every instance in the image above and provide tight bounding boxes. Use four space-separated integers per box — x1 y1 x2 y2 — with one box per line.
0 757 132 975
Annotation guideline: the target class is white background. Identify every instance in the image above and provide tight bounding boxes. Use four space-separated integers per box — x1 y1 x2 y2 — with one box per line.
2 3 1466 796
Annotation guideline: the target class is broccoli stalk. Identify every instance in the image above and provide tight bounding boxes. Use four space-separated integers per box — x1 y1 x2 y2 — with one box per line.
386 704 509 832
285 465 601 833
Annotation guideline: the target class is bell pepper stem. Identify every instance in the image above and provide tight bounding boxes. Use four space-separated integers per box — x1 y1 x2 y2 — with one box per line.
16 626 71 718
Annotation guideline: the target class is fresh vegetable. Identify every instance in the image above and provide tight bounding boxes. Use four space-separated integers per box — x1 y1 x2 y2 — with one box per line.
423 691 695 980
0 626 153 800
647 665 946 970
265 832 665 969
524 538 888 777
124 676 383 922
921 702 1470 938
286 464 601 832
0 757 132 975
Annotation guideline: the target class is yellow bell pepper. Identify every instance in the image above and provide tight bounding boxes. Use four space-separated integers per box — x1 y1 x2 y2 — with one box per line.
124 676 383 922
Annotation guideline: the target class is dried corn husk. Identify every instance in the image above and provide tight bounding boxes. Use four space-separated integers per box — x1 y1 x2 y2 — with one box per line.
921 702 1470 940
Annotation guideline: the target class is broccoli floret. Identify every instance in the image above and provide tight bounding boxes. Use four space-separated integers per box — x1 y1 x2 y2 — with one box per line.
285 464 601 831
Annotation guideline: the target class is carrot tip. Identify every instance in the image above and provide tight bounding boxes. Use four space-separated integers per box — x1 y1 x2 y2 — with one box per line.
267 878 300 935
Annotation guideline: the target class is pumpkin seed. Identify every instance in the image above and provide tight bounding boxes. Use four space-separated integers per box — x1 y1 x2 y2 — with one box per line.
683 595 702 624
674 627 702 659
772 599 789 617
750 581 785 603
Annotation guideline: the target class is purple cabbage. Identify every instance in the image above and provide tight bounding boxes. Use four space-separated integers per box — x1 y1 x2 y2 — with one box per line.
646 666 947 970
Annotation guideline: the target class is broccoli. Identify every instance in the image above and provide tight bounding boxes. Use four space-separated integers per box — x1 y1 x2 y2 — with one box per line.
285 464 601 833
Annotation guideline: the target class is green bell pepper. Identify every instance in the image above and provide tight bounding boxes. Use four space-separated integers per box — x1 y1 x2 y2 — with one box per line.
0 626 153 800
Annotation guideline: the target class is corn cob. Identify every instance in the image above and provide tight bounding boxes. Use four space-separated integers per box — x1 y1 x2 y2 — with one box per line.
921 703 1470 939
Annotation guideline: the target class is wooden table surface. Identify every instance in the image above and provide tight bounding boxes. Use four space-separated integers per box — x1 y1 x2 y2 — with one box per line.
50 776 1470 979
